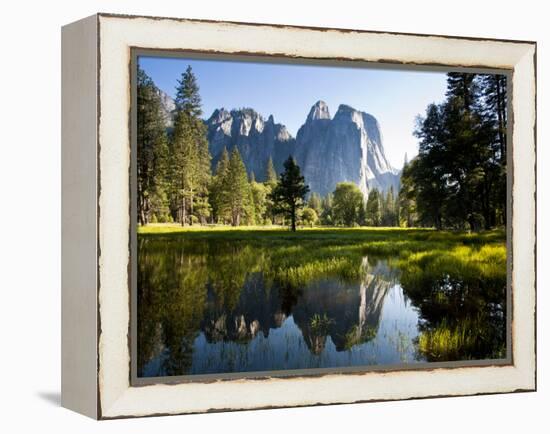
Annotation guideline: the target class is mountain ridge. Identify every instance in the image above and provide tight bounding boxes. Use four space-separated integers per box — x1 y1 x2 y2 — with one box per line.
159 95 400 197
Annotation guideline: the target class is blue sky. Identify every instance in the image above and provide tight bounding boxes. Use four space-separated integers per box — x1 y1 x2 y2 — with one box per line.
139 56 448 170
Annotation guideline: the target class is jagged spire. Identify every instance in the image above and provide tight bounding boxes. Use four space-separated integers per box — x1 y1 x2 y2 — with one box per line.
204 101 400 199
307 100 331 122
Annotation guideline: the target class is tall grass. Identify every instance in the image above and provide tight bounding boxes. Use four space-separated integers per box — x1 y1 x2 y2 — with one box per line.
417 315 506 361
138 225 506 289
418 318 478 361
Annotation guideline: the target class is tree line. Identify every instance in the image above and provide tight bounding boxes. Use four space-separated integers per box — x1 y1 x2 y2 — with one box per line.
399 72 507 230
138 65 507 232
137 64 396 231
303 184 401 228
137 65 310 230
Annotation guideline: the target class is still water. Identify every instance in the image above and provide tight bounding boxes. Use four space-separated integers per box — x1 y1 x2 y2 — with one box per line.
137 237 506 377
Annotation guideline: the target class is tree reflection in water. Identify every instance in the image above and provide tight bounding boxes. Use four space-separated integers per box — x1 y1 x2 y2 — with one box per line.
137 237 506 377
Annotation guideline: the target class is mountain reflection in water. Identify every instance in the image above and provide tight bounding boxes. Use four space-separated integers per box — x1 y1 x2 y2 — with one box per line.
137 238 505 377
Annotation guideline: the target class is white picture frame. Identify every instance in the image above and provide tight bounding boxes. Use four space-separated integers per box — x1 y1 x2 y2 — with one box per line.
61 13 536 419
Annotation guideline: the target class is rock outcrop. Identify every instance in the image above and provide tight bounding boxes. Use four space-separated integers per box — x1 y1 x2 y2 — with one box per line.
294 101 399 197
205 108 296 180
160 93 400 196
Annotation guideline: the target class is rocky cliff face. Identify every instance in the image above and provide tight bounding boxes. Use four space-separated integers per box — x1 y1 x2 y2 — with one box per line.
294 101 399 197
205 108 295 179
160 93 400 196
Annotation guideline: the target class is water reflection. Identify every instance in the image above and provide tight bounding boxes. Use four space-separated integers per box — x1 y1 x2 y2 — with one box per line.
137 238 506 377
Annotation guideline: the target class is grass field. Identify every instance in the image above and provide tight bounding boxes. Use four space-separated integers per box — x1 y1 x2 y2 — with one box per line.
138 224 506 281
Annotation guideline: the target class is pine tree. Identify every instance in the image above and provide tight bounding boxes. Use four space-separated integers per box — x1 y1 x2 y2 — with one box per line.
263 157 279 223
175 65 202 117
406 72 507 230
366 189 381 227
224 148 251 226
250 181 268 225
170 65 211 225
269 156 310 231
480 74 507 162
479 73 507 226
444 74 493 230
393 190 400 227
381 186 396 226
410 104 448 228
398 158 416 227
210 147 230 223
307 192 323 216
136 67 169 225
195 123 212 221
357 201 367 226
320 194 333 225
170 111 196 225
446 72 479 113
265 157 277 186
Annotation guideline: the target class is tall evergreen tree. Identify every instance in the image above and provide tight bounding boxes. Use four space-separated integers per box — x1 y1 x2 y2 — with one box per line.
263 157 279 224
479 73 507 226
170 65 211 225
357 201 367 226
480 74 507 161
365 189 381 227
265 157 277 186
320 193 333 225
398 158 416 227
445 72 479 113
411 104 450 228
444 75 494 229
405 72 507 230
196 129 212 217
250 181 268 225
170 111 195 225
224 148 251 226
136 67 169 225
175 65 202 117
270 156 310 231
307 192 323 216
210 147 230 223
380 186 397 226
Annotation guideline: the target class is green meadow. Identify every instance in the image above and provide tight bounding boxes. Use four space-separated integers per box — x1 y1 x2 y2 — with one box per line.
138 225 505 286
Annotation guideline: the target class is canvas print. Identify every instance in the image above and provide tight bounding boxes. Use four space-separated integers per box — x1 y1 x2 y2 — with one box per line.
134 55 508 379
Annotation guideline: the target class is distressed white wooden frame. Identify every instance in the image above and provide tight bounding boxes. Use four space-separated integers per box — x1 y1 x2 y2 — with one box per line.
61 13 536 419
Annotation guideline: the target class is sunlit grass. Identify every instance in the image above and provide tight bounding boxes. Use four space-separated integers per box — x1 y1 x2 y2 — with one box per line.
138 225 506 288
417 315 505 362
277 257 365 287
418 318 478 361
397 243 506 284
